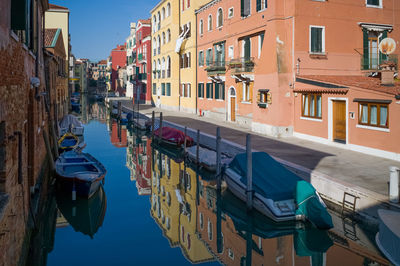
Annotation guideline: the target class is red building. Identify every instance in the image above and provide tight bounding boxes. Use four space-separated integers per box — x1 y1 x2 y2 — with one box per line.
110 120 127 148
131 19 152 104
111 44 127 95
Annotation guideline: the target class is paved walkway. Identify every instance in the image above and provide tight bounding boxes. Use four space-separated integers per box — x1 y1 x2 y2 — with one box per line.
112 100 399 199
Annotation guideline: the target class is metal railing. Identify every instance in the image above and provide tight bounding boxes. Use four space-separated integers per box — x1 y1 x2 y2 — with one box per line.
361 54 398 71
228 57 255 73
205 61 226 74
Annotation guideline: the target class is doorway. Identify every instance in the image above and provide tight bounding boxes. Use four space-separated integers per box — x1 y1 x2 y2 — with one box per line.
332 100 346 143
229 87 236 122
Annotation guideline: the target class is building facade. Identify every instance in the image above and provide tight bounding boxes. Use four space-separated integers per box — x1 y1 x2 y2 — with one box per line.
196 0 400 160
111 44 127 95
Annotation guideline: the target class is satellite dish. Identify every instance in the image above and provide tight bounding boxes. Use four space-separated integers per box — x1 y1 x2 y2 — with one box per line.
379 38 396 55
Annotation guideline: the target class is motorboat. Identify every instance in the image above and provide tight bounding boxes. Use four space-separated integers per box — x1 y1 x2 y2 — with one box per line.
59 114 84 137
185 145 232 172
55 150 106 198
376 209 400 266
154 126 194 148
224 152 333 229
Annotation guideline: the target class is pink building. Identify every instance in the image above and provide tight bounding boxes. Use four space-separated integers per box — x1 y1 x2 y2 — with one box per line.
111 44 127 95
197 0 400 160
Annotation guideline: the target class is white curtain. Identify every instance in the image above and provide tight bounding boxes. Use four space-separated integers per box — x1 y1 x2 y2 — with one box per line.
303 95 309 116
316 95 322 118
310 95 315 116
361 104 368 123
380 106 388 126
370 105 377 125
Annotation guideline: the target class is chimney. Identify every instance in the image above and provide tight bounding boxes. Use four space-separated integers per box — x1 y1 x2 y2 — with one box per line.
380 62 396 86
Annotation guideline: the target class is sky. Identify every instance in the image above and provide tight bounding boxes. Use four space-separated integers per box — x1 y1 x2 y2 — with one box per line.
51 0 160 62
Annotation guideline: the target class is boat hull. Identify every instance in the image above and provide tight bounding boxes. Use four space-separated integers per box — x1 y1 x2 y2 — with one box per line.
224 169 297 223
56 175 104 198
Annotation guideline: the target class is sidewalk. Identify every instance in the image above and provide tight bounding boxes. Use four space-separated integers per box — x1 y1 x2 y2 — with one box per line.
110 99 400 221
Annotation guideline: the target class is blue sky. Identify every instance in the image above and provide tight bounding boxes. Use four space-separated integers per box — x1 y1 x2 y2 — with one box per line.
51 0 159 62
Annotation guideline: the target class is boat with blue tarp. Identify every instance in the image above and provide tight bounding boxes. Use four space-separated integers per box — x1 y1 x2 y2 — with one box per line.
55 150 106 198
224 152 333 229
58 132 79 152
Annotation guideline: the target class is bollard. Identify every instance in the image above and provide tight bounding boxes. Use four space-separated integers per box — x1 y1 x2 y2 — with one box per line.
196 130 200 164
159 112 163 142
151 111 155 140
216 127 221 190
389 166 399 203
246 134 253 211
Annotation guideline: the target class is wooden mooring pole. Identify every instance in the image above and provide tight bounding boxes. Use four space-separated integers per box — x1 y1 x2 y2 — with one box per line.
118 101 122 118
246 134 253 211
184 126 187 153
151 111 155 141
216 127 221 191
196 129 200 164
159 112 163 142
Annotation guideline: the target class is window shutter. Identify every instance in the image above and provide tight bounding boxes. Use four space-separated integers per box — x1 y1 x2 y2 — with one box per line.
244 0 250 16
211 83 214 99
256 0 261 11
244 38 250 59
362 28 369 70
215 83 219 99
241 0 245 16
222 83 225 100
379 30 388 62
11 0 27 31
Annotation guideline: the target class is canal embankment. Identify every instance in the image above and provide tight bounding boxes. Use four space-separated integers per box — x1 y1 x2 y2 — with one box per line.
107 98 400 226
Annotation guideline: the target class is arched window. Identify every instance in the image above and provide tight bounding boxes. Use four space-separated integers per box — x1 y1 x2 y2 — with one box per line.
199 20 203 35
162 32 166 45
217 8 223 27
208 15 212 31
142 63 147 74
167 56 171 77
166 3 171 17
161 7 165 20
161 57 165 78
153 60 156 78
167 29 171 43
157 12 161 30
157 35 161 54
157 59 161 78
153 38 157 56
153 15 157 32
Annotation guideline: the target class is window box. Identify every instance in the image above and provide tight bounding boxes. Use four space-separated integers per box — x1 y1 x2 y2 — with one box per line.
257 102 267 108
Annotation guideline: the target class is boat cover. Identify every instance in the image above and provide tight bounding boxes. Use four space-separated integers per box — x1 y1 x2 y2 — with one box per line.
376 209 400 266
187 146 231 169
154 127 194 146
295 181 333 229
59 114 83 129
228 152 302 201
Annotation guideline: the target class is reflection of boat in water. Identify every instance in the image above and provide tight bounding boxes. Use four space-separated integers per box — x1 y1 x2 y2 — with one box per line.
154 126 194 148
376 209 400 266
224 152 333 229
185 145 232 173
56 185 107 238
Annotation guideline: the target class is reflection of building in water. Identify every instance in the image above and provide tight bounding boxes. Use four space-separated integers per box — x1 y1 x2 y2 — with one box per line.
126 129 152 195
56 209 69 228
197 180 390 266
110 120 127 148
150 147 214 263
90 103 107 123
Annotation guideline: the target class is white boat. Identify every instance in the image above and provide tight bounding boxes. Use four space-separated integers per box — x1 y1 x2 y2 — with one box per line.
376 209 400 266
59 114 84 137
224 152 333 229
186 146 231 172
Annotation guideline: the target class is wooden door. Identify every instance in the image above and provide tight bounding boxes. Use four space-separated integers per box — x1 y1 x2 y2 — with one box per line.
230 97 236 122
333 100 346 143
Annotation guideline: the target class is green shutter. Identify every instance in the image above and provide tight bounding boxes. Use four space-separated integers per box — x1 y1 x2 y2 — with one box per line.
11 0 27 31
167 83 171 96
162 83 165 95
363 28 369 70
379 30 388 62
221 43 225 65
241 0 245 16
206 83 210 98
198 83 202 97
222 83 225 100
260 33 265 48
215 83 219 99
211 83 214 99
256 0 261 11
244 38 250 59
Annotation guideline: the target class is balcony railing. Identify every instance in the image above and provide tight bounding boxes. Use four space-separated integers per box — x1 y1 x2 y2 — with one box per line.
361 54 398 71
205 61 226 75
228 57 255 73
138 53 146 61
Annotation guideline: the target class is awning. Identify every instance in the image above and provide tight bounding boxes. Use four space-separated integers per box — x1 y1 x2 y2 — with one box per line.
293 88 348 94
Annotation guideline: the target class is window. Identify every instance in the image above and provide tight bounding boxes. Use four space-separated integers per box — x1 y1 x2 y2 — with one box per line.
166 3 171 17
153 60 156 78
256 0 267 11
243 37 251 59
258 33 264 58
228 7 234 18
366 0 381 7
167 29 171 43
11 0 36 50
310 26 325 54
206 48 213 66
208 15 213 31
228 46 234 59
187 0 190 8
199 213 204 229
198 51 204 66
302 94 322 118
208 219 213 240
217 8 223 28
161 7 165 20
359 102 388 128
166 83 171 96
198 83 204 98
167 56 171 77
241 0 251 17
181 83 191 97
242 82 250 102
153 83 156 94
215 83 225 100
161 83 166 95
162 32 166 45
199 20 204 35
206 83 213 99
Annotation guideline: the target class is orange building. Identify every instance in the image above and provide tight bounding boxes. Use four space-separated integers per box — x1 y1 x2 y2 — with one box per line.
197 0 400 160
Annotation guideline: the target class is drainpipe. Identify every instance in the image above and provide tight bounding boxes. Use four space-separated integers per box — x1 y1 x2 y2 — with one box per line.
178 0 181 112
195 12 198 115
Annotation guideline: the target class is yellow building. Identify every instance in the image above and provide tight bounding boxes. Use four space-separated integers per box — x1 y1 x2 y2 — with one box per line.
151 0 209 113
150 147 214 263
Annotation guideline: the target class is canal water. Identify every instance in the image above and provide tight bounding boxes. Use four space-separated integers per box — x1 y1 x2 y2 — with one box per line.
26 101 389 266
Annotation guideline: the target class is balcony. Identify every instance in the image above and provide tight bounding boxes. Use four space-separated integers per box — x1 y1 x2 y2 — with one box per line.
138 53 146 62
361 54 398 71
228 57 255 73
205 61 226 76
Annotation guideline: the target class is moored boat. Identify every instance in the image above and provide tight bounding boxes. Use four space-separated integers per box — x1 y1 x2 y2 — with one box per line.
376 209 400 266
55 150 106 198
58 132 79 152
185 145 232 172
224 152 333 229
154 126 194 148
59 114 84 137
